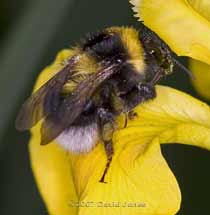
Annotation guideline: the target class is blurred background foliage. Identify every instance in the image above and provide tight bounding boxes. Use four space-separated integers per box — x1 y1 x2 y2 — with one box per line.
0 0 210 214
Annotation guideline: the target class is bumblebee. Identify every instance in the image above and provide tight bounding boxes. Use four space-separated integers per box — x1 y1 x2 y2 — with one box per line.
16 25 185 182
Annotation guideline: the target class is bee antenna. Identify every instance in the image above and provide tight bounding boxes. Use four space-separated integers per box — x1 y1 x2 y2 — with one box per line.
172 58 195 80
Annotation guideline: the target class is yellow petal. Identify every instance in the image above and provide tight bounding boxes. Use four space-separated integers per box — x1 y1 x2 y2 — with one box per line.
124 85 210 149
70 138 180 215
130 0 210 65
184 2 210 100
29 50 210 215
189 59 210 100
29 126 78 215
30 128 181 215
187 0 210 21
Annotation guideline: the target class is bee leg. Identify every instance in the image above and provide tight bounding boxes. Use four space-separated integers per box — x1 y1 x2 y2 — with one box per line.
99 140 114 183
137 82 156 102
123 112 128 128
123 83 156 112
98 108 115 183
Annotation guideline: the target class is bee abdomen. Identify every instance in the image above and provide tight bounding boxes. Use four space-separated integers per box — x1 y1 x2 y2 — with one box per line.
56 123 99 153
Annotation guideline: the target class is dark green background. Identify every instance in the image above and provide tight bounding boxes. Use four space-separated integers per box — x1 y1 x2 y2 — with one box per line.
0 0 209 214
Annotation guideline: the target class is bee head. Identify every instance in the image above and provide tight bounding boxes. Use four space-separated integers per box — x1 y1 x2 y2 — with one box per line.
139 25 174 77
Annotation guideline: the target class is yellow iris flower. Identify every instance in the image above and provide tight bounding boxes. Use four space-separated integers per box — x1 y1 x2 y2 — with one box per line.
29 49 210 215
130 0 210 100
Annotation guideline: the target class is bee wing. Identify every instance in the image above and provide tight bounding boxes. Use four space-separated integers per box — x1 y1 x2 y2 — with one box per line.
40 62 121 145
15 56 79 131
